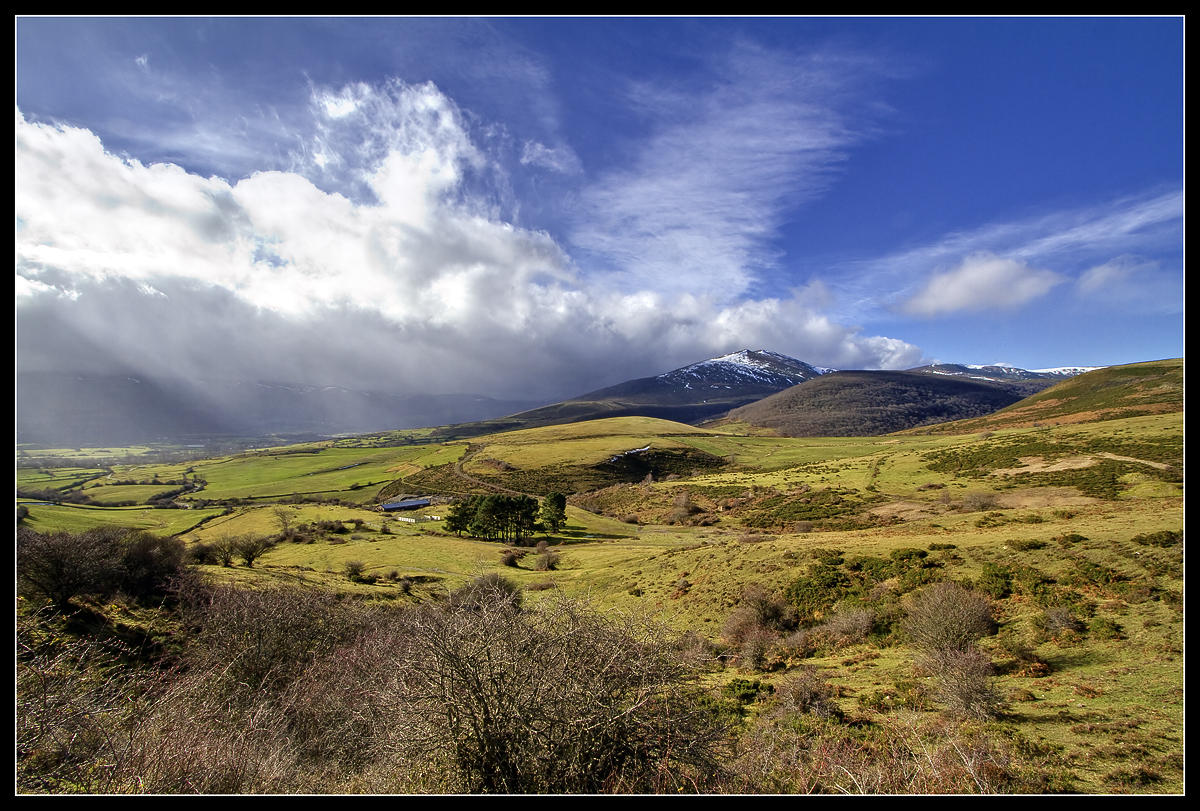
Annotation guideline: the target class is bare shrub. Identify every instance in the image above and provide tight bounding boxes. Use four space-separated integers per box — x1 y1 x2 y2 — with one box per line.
212 535 240 567
17 527 187 609
17 526 124 609
772 666 843 720
17 608 139 792
448 573 523 611
725 712 1018 794
921 648 1007 721
902 582 1003 720
1037 606 1087 637
181 584 382 700
234 535 273 567
722 585 799 669
533 550 561 571
361 590 728 792
822 606 875 646
902 581 994 654
961 492 998 512
345 560 366 581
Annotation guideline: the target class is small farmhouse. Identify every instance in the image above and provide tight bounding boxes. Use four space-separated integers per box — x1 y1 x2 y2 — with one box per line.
381 497 432 512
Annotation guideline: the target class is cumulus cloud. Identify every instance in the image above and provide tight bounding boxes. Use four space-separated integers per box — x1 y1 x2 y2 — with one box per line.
16 78 920 410
900 253 1065 317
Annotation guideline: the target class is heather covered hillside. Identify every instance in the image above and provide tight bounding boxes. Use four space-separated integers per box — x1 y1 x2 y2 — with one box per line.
720 370 1025 436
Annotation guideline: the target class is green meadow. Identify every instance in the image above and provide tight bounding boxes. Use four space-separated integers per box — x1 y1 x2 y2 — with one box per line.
16 394 1184 793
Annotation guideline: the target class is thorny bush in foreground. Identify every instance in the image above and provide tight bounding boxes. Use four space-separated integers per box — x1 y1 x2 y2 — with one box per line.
331 577 729 792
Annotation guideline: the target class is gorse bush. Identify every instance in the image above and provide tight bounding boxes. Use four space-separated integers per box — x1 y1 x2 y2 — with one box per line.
17 527 188 609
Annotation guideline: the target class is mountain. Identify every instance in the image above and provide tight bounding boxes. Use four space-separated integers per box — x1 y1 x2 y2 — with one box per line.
906 363 1104 397
15 371 539 447
577 350 828 405
896 358 1183 434
429 350 831 440
718 370 1030 437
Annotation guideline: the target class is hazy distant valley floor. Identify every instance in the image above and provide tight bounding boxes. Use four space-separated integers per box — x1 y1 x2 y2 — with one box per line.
17 406 1184 793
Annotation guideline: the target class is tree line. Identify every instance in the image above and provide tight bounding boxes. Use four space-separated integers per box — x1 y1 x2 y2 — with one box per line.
444 492 567 544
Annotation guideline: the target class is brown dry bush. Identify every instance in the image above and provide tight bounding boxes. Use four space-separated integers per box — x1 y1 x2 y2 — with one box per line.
180 583 384 701
331 582 729 792
921 648 1007 721
902 581 995 654
821 606 875 646
724 713 1019 794
722 585 799 670
902 582 1004 720
771 665 843 720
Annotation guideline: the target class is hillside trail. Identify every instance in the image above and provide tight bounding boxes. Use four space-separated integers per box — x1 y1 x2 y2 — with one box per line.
450 445 532 497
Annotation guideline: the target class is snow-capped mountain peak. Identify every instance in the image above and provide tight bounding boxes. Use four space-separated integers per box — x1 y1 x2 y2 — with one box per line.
657 349 831 390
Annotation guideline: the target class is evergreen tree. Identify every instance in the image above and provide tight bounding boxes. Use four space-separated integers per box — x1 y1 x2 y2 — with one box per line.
539 492 568 534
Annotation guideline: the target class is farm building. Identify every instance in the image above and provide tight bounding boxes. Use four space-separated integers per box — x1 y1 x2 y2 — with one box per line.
381 497 432 512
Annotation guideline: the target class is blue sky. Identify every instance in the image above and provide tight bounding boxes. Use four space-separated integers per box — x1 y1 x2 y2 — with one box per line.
15 17 1184 402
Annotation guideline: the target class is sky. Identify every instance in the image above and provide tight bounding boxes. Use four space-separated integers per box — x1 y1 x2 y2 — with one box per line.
15 16 1184 406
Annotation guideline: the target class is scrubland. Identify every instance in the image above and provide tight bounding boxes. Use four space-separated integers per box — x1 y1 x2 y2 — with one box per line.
17 404 1184 794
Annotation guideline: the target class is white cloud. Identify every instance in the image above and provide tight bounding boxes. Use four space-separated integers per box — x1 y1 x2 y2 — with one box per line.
519 140 582 174
901 253 1065 317
1078 255 1148 294
571 42 883 302
823 190 1183 323
1076 255 1182 314
16 80 921 405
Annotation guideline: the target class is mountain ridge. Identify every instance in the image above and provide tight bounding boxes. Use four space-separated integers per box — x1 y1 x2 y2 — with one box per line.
16 350 1109 447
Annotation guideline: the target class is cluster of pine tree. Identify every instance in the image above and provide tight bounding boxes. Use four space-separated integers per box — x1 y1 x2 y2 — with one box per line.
445 493 567 544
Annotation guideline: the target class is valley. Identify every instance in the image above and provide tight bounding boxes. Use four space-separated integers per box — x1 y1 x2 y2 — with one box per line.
16 358 1184 794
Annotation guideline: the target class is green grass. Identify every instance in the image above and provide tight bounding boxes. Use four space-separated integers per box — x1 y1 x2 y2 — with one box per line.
176 443 466 503
18 502 226 536
15 404 1183 793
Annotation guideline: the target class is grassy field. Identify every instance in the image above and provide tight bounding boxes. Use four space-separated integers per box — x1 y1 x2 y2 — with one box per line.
15 387 1184 793
18 502 227 536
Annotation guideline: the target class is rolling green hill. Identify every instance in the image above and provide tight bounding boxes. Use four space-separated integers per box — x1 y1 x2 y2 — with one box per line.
16 359 1184 794
899 358 1183 435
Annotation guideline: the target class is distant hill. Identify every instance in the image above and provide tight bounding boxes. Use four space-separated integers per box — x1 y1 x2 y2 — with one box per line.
896 358 1184 434
718 370 1028 437
428 350 830 440
906 363 1102 397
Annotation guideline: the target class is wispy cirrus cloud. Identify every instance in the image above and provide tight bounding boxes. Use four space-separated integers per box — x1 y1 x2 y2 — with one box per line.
570 41 893 302
824 188 1183 321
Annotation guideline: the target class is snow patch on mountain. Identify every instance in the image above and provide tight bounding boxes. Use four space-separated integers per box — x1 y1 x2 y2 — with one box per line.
658 349 830 389
1030 366 1106 376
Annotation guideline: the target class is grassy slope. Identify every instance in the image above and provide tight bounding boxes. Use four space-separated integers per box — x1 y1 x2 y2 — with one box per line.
16 391 1184 792
901 358 1183 434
